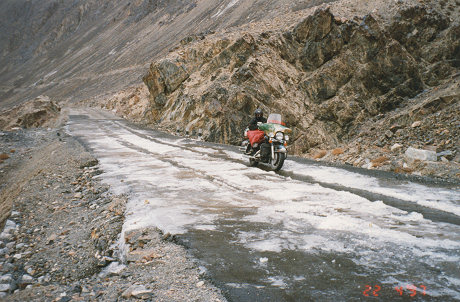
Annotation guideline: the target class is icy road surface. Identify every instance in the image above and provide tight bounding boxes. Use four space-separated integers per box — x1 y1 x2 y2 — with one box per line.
67 108 460 301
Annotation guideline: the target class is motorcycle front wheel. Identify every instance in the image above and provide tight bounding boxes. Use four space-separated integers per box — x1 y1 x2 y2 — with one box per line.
270 152 286 171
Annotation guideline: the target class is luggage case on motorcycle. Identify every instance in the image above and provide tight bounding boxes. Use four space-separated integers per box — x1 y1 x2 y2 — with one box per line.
247 130 265 146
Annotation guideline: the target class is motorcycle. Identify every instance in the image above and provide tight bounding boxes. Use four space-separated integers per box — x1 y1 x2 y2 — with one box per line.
240 113 291 171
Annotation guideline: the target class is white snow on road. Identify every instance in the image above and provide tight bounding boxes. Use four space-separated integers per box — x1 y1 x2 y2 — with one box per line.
66 109 460 299
224 150 460 216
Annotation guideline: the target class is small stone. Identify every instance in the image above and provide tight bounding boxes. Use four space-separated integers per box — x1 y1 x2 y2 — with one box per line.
21 274 33 283
0 233 12 241
46 234 57 245
353 157 362 166
0 283 11 292
384 130 393 138
437 150 454 160
13 254 22 260
4 220 17 233
73 192 82 199
72 284 82 294
391 143 403 152
122 285 152 298
26 267 35 275
0 274 12 283
196 281 205 288
375 139 385 147
2 263 14 273
98 262 126 278
440 157 449 163
411 121 422 128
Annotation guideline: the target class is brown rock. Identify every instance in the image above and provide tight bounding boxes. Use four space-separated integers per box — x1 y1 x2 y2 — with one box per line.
313 150 327 159
371 156 389 167
411 121 422 128
331 148 344 155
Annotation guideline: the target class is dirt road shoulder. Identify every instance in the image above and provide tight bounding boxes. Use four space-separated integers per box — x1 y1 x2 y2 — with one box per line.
0 128 225 301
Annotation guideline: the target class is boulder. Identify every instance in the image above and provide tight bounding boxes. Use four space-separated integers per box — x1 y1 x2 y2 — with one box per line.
405 147 437 161
0 96 61 130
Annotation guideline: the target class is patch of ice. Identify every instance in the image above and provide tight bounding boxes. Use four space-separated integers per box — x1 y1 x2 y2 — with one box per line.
267 276 287 288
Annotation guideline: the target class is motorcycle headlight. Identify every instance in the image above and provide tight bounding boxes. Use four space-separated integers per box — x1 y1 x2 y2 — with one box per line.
275 132 284 140
285 134 289 141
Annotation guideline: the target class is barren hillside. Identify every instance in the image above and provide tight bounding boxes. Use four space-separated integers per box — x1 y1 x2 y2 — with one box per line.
0 0 335 109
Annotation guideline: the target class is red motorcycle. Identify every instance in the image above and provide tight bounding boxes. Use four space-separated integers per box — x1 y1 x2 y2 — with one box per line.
240 113 291 171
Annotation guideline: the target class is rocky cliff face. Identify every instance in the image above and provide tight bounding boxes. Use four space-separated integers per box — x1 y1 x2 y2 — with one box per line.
142 4 458 146
139 0 459 178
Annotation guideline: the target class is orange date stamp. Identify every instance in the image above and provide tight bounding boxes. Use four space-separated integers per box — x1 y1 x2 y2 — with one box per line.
363 284 427 297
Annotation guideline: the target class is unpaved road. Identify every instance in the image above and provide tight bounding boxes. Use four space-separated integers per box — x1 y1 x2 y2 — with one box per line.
65 108 460 301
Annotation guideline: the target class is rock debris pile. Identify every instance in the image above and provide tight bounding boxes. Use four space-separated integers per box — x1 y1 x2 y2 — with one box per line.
0 96 61 131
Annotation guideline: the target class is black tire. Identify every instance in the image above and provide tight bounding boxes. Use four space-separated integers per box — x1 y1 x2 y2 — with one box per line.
249 157 259 167
270 152 285 171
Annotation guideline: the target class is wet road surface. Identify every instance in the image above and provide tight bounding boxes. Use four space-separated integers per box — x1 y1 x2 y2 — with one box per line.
66 108 460 301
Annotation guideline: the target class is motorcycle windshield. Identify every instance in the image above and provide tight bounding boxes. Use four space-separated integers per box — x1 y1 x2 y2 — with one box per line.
259 113 291 133
266 113 285 125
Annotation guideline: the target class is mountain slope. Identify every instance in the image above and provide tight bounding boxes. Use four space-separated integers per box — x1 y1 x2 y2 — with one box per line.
0 0 334 108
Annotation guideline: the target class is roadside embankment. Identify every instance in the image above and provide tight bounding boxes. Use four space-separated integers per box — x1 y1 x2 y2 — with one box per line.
0 125 225 301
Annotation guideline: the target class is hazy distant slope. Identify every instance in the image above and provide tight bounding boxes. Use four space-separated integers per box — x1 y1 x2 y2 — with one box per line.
0 0 333 109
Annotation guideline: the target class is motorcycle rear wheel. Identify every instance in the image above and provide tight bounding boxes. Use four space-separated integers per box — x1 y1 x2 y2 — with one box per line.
249 157 259 167
270 152 285 171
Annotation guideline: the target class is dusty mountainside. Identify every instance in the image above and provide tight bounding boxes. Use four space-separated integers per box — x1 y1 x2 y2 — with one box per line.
99 0 459 179
0 0 335 110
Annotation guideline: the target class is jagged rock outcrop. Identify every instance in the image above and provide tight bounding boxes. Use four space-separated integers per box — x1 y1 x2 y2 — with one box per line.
0 96 61 130
142 5 459 156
